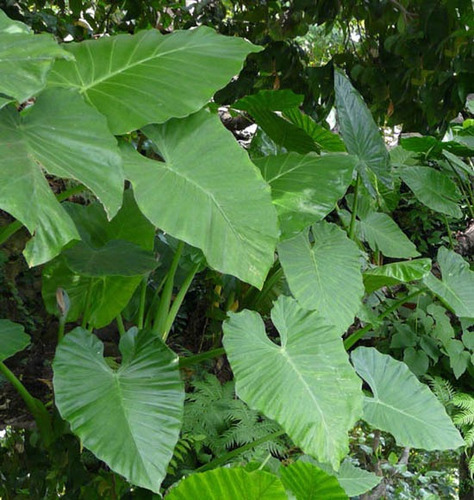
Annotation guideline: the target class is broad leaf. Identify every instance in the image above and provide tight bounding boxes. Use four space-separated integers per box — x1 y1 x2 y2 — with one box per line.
334 70 391 193
0 89 123 266
284 108 346 152
0 11 71 102
352 347 464 450
48 27 261 134
424 247 474 319
166 468 287 499
358 212 419 259
223 295 363 468
235 89 304 111
123 109 278 288
278 222 364 333
363 258 431 294
64 240 157 277
53 327 184 493
42 192 155 328
254 152 356 238
280 462 347 499
0 319 30 362
399 166 462 218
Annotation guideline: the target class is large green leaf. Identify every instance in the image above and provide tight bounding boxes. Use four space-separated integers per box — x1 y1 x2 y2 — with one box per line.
166 468 287 499
358 212 419 259
63 240 157 277
235 89 304 112
352 347 464 450
399 166 462 218
0 319 30 362
42 192 155 328
0 11 71 102
48 27 261 134
223 296 363 468
334 70 391 193
306 459 381 497
283 108 346 153
123 109 278 288
424 247 474 319
363 258 431 294
0 89 123 266
280 462 347 499
278 222 364 333
53 327 184 493
254 152 356 238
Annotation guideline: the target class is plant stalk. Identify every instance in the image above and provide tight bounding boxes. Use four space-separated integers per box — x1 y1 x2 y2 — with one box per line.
162 263 199 342
116 314 126 337
152 241 184 337
179 348 226 369
443 215 455 250
137 275 148 330
81 279 94 329
195 429 286 472
0 362 53 445
349 173 361 241
344 289 424 350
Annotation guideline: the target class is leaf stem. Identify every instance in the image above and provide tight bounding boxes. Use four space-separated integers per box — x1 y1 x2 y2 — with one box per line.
137 275 148 330
443 215 455 250
0 362 52 445
162 263 199 342
57 316 66 344
152 241 184 337
344 289 425 350
81 279 94 328
195 430 286 472
116 314 126 337
179 348 226 369
349 173 361 241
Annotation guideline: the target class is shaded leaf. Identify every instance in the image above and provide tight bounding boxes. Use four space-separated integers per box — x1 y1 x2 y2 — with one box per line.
278 222 364 333
0 319 30 362
424 248 474 319
399 166 462 218
48 27 261 134
334 70 391 194
223 295 363 469
352 347 464 450
53 327 184 493
123 109 278 288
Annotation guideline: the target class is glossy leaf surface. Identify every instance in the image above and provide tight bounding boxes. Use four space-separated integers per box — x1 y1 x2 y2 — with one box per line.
0 11 71 102
334 70 391 193
223 296 363 469
278 222 364 332
352 347 464 450
0 320 30 362
363 259 431 294
424 247 474 318
123 109 278 288
166 468 287 499
0 89 123 266
48 27 261 134
254 152 355 238
53 327 184 493
280 462 347 499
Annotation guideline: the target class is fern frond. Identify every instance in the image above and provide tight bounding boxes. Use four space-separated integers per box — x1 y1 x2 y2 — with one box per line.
463 427 474 448
469 454 474 476
453 393 474 412
426 375 454 407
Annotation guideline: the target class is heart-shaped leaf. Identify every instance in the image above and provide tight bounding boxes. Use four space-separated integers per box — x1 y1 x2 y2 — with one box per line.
48 27 262 134
53 327 184 493
278 221 364 333
123 109 278 288
223 295 363 469
352 347 464 450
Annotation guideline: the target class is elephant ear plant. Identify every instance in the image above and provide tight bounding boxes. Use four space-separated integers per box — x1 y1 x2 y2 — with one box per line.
0 10 470 496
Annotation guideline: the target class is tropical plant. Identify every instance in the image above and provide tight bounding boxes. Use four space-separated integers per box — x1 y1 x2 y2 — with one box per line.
1 5 473 498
